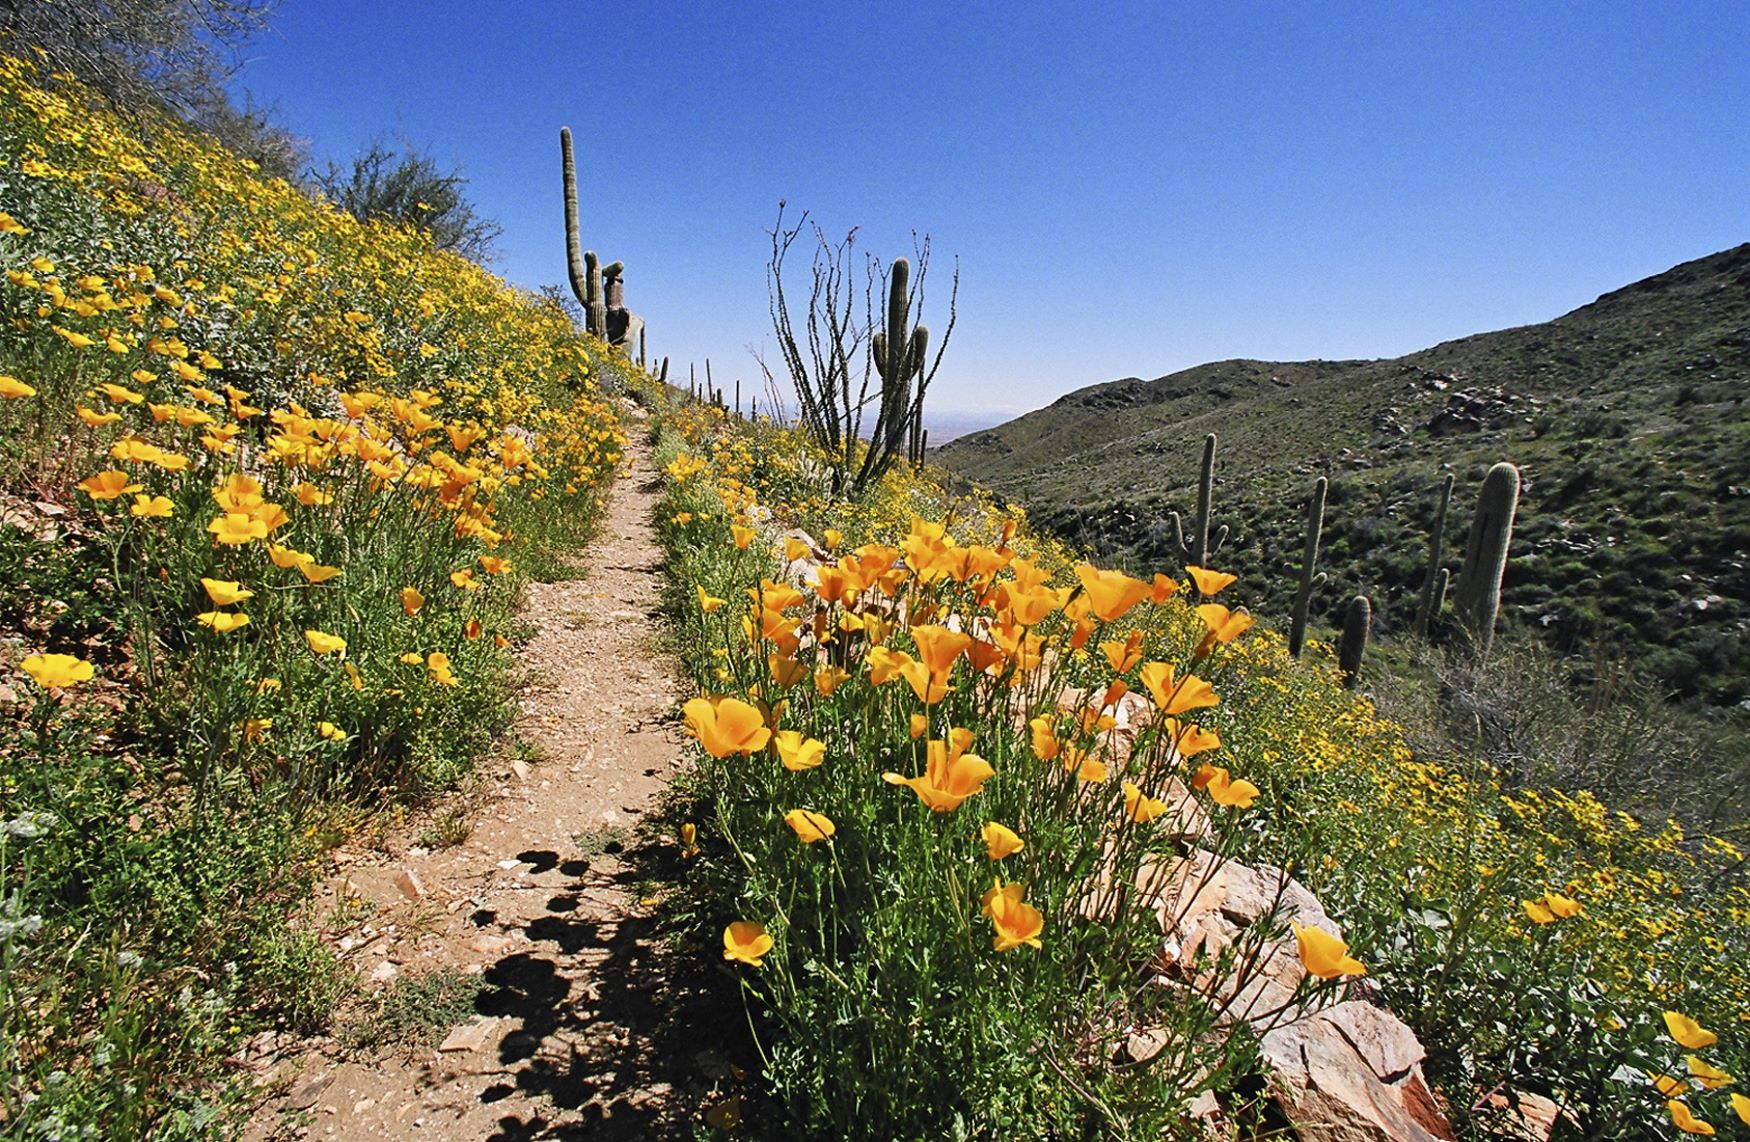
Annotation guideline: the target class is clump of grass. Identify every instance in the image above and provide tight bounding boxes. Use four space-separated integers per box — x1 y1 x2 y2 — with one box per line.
416 806 473 850
574 823 630 859
338 968 481 1053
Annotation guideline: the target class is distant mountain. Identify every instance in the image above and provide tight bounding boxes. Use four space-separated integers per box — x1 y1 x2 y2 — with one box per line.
935 245 1750 705
922 409 1015 444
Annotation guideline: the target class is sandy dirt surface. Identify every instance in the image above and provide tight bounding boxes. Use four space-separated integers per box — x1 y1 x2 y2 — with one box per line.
244 413 730 1141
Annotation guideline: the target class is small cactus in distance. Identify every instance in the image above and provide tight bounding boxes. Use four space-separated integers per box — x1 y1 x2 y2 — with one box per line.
1452 461 1520 665
1169 433 1228 568
1415 473 1455 637
1289 476 1327 658
1338 594 1371 688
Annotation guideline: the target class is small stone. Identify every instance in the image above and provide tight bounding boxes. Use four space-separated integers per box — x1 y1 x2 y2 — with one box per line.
438 1017 499 1053
286 1074 332 1110
369 961 397 983
510 759 531 781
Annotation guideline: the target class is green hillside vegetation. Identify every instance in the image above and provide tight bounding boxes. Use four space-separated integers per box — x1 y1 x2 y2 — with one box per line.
936 245 1750 715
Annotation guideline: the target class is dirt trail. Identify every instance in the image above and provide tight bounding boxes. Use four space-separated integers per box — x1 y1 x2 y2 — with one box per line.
247 410 717 1141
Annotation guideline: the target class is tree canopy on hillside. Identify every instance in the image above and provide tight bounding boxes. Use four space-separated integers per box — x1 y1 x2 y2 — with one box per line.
314 140 503 261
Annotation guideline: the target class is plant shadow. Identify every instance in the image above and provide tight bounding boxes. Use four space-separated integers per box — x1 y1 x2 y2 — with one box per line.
474 838 747 1140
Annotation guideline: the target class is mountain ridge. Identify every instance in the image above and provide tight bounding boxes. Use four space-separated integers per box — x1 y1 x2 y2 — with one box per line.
936 243 1750 704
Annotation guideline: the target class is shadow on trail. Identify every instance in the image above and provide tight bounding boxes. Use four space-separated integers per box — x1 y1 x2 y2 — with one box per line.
476 842 748 1141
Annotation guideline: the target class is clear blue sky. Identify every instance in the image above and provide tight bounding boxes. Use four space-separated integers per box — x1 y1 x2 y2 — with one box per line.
229 2 1749 422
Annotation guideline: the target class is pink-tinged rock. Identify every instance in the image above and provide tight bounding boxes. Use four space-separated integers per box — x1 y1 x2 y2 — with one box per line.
1260 1003 1454 1141
393 867 426 902
1479 1089 1565 1141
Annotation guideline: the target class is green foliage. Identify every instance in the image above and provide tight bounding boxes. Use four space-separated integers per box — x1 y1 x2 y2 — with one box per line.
651 392 1750 1140
650 409 1349 1140
1 687 340 1134
338 968 481 1053
0 55 624 1133
0 0 275 116
314 136 503 260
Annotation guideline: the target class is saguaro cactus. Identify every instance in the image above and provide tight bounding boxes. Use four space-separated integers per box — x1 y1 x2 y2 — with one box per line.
561 126 639 349
1415 473 1455 637
1170 433 1228 568
1452 461 1520 665
853 257 931 490
1289 476 1328 658
1338 594 1371 688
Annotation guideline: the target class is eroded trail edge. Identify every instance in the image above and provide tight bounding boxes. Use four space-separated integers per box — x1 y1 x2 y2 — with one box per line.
249 411 707 1141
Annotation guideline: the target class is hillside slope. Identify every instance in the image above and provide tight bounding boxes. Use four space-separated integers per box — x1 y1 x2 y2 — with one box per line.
937 244 1750 703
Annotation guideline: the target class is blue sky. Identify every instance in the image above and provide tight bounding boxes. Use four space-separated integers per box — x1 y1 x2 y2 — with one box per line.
229 3 1750 423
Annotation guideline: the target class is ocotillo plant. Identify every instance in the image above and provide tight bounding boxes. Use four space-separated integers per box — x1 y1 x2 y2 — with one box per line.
762 205 957 498
1415 473 1455 637
1169 433 1228 568
1338 594 1371 688
1452 461 1520 665
1289 476 1328 658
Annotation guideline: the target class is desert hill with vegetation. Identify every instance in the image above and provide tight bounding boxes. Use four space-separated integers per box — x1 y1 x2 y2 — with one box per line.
935 244 1750 705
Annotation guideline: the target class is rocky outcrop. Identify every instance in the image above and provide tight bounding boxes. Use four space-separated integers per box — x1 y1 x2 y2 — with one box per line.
1139 851 1455 1141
